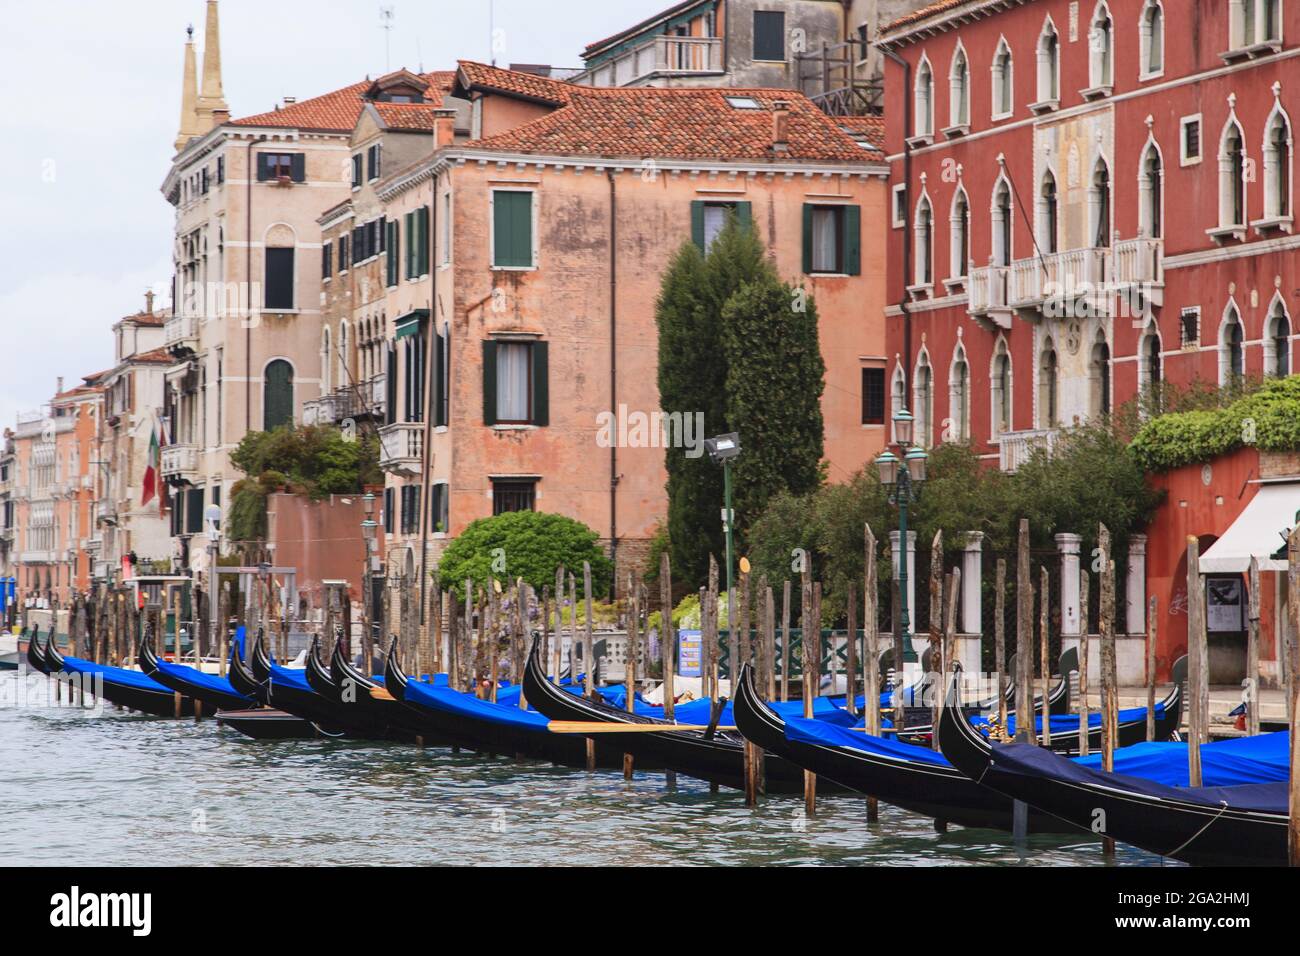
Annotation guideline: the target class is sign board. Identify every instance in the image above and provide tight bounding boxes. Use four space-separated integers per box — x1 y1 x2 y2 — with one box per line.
678 628 703 678
1206 577 1244 633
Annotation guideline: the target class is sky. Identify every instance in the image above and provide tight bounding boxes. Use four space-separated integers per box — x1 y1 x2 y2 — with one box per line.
0 0 668 429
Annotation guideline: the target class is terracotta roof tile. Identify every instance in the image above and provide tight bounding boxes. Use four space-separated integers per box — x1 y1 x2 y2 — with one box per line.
836 115 886 152
230 71 455 132
455 60 573 105
881 0 1017 38
467 81 877 163
372 101 440 131
129 348 177 365
121 309 165 328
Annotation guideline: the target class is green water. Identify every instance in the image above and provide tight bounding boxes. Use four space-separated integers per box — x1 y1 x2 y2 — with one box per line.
0 673 1164 866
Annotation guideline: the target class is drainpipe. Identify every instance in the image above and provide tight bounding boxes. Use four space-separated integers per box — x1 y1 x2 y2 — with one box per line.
244 134 266 435
607 169 619 597
881 46 913 395
417 169 439 627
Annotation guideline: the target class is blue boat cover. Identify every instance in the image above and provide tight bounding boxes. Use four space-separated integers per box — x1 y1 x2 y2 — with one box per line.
152 657 248 700
971 703 1164 736
58 655 172 693
785 714 1290 789
990 739 1289 814
403 678 552 730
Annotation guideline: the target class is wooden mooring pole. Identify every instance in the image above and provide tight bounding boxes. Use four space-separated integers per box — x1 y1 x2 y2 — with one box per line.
1247 558 1261 738
864 524 880 823
583 561 595 771
1039 565 1050 748
1100 525 1118 858
1078 567 1091 757
801 568 816 817
995 558 1007 732
1146 595 1158 742
1185 536 1205 787
660 551 677 791
1287 527 1300 866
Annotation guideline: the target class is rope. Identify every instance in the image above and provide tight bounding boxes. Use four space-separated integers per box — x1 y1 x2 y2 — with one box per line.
1162 799 1230 860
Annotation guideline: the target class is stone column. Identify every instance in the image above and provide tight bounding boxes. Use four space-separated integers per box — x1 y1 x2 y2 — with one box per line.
1126 534 1148 636
961 532 984 635
1057 533 1083 637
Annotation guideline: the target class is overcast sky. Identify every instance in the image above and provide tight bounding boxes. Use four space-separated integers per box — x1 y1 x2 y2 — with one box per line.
0 0 666 429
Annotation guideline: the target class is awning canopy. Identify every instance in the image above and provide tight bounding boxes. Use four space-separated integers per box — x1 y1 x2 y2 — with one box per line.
394 309 429 339
1200 482 1300 573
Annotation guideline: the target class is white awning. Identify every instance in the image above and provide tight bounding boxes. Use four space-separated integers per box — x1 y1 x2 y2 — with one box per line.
1200 482 1300 573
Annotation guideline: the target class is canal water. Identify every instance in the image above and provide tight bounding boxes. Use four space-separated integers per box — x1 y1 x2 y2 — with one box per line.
1 672 1164 866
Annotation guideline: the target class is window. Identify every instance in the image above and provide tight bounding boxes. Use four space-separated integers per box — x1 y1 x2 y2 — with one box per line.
892 184 907 228
948 46 970 129
351 154 363 189
1087 4 1114 92
1181 307 1201 348
1262 107 1293 222
861 368 885 425
434 328 449 427
1218 119 1247 230
492 479 536 515
1141 325 1163 392
400 485 421 535
1140 2 1165 77
1091 332 1112 417
216 156 225 184
992 39 1013 118
264 246 295 310
725 96 762 109
949 346 970 442
992 179 1012 267
385 219 399 287
912 352 933 448
403 331 426 424
1090 160 1111 248
367 143 382 181
483 339 548 426
1039 171 1059 254
1221 305 1246 383
1038 340 1059 428
429 482 449 533
441 192 452 265
692 201 752 251
753 10 785 61
1181 115 1203 165
492 190 533 268
1266 302 1292 376
383 487 394 535
950 188 970 280
405 206 430 277
263 360 294 431
803 204 861 275
1036 19 1060 106
1139 143 1163 237
890 365 907 441
1233 0 1284 50
914 56 934 138
321 241 332 280
257 152 305 182
913 195 933 287
321 326 332 394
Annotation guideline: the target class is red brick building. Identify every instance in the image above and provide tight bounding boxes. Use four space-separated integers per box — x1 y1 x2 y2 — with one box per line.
878 0 1299 679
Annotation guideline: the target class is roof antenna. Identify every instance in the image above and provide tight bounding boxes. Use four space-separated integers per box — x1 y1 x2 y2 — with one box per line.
489 0 496 66
379 5 395 71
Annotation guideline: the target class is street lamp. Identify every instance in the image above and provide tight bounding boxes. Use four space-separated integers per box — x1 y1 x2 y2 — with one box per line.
874 408 929 664
705 433 742 601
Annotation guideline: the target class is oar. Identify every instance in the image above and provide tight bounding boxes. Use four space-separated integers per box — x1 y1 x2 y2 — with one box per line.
547 721 738 734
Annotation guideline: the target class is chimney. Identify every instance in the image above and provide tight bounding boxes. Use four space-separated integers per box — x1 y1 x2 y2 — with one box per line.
283 96 296 105
144 290 155 314
56 377 64 395
772 100 790 153
433 108 457 150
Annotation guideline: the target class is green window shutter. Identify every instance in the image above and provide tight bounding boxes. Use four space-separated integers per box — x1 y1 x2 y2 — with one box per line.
263 360 294 431
691 200 706 250
531 341 549 426
482 340 498 425
404 212 415 279
385 220 397 287
434 331 448 427
736 201 753 233
420 206 431 275
493 191 532 267
801 204 814 273
843 205 861 276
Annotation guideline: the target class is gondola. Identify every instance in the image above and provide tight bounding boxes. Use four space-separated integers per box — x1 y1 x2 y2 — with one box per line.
43 634 195 718
325 635 442 742
245 631 369 738
211 634 317 739
25 628 50 675
732 662 1073 831
938 668 1290 866
300 634 415 741
139 633 251 712
384 639 627 767
522 639 854 793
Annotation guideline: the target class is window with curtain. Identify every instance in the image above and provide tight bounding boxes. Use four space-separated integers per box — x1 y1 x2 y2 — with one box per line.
1264 111 1292 220
1142 2 1164 75
496 342 531 423
1040 172 1059 254
992 41 1013 116
1220 122 1246 227
1038 21 1059 102
951 190 970 279
949 48 969 127
811 206 842 273
1038 342 1058 429
915 59 934 136
1140 145 1163 237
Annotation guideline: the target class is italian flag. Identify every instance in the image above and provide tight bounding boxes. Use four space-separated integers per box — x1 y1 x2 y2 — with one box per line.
141 425 159 507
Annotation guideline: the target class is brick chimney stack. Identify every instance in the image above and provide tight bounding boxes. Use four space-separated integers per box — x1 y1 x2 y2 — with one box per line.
433 108 457 149
772 100 790 153
145 290 155 315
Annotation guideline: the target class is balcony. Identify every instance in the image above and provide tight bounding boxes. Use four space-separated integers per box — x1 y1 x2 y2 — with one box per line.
164 313 200 352
968 265 1011 327
303 376 387 426
577 35 722 86
997 429 1058 473
160 444 199 481
302 393 344 427
379 423 424 476
1008 248 1110 313
1112 237 1165 307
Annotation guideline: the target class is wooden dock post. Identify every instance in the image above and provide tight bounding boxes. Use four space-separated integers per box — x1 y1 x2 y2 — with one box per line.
1078 567 1091 756
583 561 595 771
994 558 1007 732
864 524 880 823
1100 526 1118 771
1247 558 1261 738
1146 595 1158 742
1039 565 1051 748
706 555 720 705
738 566 751 674
554 566 565 683
1185 536 1205 786
845 581 858 719
928 530 944 748
624 574 638 780
1015 520 1034 743
660 552 677 790
1287 526 1300 865
780 579 792 702
801 569 816 817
